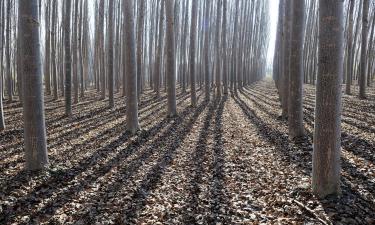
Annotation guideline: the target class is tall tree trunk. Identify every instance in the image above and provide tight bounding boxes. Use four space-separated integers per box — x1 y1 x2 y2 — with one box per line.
0 72 4 131
124 0 140 134
312 0 344 198
189 0 198 107
281 0 292 119
137 0 145 99
108 0 114 108
345 0 355 95
359 0 369 99
215 0 222 99
0 0 5 131
99 0 105 100
222 0 228 95
44 1 51 95
64 0 72 116
154 0 164 98
6 0 12 103
288 0 305 139
73 0 79 104
204 0 210 101
51 0 58 100
165 0 177 116
19 0 49 170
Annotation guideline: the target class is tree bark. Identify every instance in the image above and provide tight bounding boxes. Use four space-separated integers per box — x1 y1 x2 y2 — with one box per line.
312 0 344 198
64 0 72 116
137 0 145 99
165 0 177 116
359 0 369 99
345 0 355 95
124 0 140 134
288 0 305 139
189 0 198 107
108 0 115 108
281 0 292 119
19 0 49 170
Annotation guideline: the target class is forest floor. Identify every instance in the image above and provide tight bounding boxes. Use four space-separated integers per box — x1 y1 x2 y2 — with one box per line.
1 79 375 225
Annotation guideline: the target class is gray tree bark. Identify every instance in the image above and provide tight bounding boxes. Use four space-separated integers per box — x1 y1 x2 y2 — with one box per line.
154 0 164 98
108 0 115 108
51 0 58 100
137 0 145 99
64 0 72 116
222 0 228 95
204 0 211 101
19 0 49 170
288 0 305 139
359 0 369 99
165 0 177 116
124 0 140 134
0 73 4 131
281 0 292 119
189 0 198 107
312 0 344 198
345 0 355 95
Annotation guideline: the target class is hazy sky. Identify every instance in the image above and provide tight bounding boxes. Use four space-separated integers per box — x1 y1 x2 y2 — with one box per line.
267 0 280 65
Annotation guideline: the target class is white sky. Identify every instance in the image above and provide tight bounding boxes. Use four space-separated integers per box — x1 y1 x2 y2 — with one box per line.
267 0 280 66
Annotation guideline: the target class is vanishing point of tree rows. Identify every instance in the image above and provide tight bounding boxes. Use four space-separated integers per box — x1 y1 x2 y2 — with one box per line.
0 0 374 202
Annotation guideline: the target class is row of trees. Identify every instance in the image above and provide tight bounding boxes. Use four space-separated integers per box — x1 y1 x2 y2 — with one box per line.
1 0 269 170
298 0 375 94
273 0 371 198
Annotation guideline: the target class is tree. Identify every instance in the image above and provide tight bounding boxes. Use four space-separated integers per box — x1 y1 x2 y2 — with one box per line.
5 0 12 103
359 0 369 99
19 0 49 170
154 0 164 98
165 0 177 116
137 0 145 99
108 0 115 108
345 0 355 95
281 0 292 119
222 0 228 95
124 0 140 134
215 0 222 99
64 0 72 116
312 0 344 198
0 0 4 131
73 0 79 104
0 75 4 131
189 0 198 107
288 0 305 139
51 0 58 100
204 0 211 101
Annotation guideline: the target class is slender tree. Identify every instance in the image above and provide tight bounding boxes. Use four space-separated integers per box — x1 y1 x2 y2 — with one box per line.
19 0 49 170
312 0 344 198
154 0 164 98
108 0 115 108
189 0 198 107
345 0 355 95
215 0 222 99
0 0 4 131
0 74 4 131
124 0 140 134
51 0 58 100
281 0 292 119
137 0 145 99
288 0 305 139
359 0 369 99
204 0 211 101
64 0 72 116
222 0 228 95
165 0 177 116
